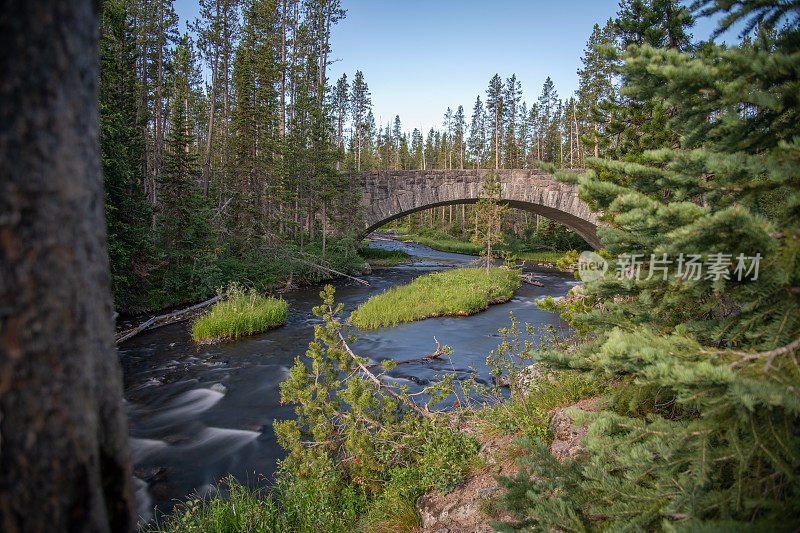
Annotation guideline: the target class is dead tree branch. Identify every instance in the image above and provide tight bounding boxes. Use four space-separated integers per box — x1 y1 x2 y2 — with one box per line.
332 314 435 420
115 293 227 345
365 338 447 369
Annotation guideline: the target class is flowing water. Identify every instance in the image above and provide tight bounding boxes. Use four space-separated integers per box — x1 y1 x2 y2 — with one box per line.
120 237 579 522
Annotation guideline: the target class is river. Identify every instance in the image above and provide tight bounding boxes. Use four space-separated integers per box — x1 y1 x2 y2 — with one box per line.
120 237 579 522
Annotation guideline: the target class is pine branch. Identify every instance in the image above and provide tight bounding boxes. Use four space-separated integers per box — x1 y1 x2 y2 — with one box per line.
718 336 800 371
330 303 436 420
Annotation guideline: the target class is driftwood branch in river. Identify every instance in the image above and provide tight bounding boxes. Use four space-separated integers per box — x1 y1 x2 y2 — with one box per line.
365 338 448 369
291 256 370 285
520 274 544 286
115 293 227 345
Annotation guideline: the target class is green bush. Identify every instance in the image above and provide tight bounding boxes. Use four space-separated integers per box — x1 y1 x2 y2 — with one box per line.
274 286 479 531
191 283 288 343
350 267 520 328
497 9 800 530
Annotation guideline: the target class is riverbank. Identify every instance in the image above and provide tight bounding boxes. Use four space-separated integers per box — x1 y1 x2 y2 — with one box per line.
114 237 367 317
116 243 373 338
350 266 521 329
149 363 606 533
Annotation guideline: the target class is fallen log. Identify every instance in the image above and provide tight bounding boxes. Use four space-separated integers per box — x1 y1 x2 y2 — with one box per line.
291 256 369 286
521 274 544 287
115 293 227 345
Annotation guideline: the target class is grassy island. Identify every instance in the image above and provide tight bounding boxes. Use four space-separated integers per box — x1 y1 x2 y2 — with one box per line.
191 285 288 343
403 235 483 255
350 267 520 329
357 247 412 267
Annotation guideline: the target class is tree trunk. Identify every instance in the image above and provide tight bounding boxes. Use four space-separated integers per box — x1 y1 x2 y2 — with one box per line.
0 1 135 531
202 2 220 197
494 110 500 170
487 238 492 276
322 200 327 259
280 0 286 143
153 0 165 227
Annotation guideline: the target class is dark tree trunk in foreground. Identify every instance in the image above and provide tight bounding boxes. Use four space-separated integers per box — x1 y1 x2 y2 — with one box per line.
0 1 135 531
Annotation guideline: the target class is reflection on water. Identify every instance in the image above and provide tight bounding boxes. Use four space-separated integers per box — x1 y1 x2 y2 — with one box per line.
120 236 579 521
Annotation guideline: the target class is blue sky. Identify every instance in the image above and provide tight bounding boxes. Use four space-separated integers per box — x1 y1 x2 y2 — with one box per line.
174 0 729 133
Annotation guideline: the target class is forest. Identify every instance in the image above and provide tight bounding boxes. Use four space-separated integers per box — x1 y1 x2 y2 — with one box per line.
101 0 619 312
1 0 798 531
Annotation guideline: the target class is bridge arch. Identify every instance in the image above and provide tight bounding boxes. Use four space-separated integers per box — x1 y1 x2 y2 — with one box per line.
358 169 601 249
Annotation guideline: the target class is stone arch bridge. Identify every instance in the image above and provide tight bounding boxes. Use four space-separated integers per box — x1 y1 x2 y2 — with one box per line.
357 169 600 249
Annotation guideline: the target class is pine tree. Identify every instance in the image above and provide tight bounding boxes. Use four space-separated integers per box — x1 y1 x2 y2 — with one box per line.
486 74 505 170
468 95 486 168
411 128 424 169
576 21 616 160
517 101 529 168
499 2 800 529
472 172 507 275
100 0 154 309
158 34 210 296
537 76 559 163
424 128 436 170
443 107 454 169
614 0 693 50
332 73 349 169
593 0 694 160
350 70 372 172
392 115 402 170
504 74 522 167
454 105 466 169
527 103 541 164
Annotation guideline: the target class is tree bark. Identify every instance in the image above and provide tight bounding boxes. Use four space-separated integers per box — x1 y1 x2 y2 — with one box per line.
202 1 220 197
0 1 135 531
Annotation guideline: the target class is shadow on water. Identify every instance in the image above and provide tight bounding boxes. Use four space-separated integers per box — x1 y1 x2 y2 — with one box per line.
120 234 579 522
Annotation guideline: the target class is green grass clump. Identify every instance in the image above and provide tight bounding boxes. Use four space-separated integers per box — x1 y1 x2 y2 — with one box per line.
478 371 607 443
149 476 281 532
405 235 484 255
512 250 569 263
350 267 520 329
357 247 412 266
191 284 288 343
